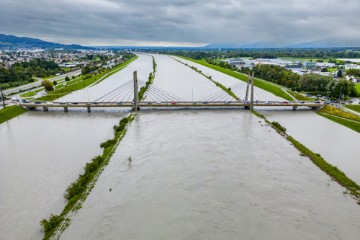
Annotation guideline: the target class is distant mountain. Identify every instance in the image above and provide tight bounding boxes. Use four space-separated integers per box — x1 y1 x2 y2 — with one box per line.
286 38 360 48
206 38 360 49
205 41 283 49
0 34 89 49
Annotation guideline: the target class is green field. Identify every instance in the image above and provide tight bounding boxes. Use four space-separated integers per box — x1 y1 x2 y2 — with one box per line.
346 104 360 113
318 105 360 133
20 88 44 98
181 57 293 100
35 57 137 101
355 84 360 93
318 112 360 134
0 105 27 124
286 90 314 101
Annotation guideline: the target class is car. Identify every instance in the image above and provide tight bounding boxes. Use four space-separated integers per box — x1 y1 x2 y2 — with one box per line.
299 101 305 104
171 102 177 105
47 102 53 105
282 101 289 104
314 101 320 103
72 102 78 105
35 101 42 104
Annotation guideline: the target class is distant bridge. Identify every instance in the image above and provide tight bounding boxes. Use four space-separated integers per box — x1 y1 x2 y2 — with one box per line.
19 71 326 112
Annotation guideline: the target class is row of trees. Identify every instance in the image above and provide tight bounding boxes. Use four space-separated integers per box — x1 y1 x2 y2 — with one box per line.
0 59 60 89
204 58 358 99
159 48 360 60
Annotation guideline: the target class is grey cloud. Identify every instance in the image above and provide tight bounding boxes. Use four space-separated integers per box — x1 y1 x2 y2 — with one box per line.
0 0 359 46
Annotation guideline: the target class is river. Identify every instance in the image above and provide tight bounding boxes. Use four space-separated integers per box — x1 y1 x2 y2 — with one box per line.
263 110 360 184
0 54 153 239
60 110 360 240
1 53 360 239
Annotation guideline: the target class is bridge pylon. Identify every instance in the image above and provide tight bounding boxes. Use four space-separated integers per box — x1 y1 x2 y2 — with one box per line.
250 71 254 111
133 71 139 111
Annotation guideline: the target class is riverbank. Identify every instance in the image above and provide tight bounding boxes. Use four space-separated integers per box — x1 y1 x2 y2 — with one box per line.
318 105 360 133
179 57 292 101
253 110 360 200
0 105 27 124
35 56 137 102
41 114 135 239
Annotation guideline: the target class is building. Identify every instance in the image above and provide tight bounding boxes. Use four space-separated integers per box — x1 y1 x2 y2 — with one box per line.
305 61 316 69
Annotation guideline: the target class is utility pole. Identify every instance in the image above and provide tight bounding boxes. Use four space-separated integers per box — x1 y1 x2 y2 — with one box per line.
0 86 5 108
133 71 139 111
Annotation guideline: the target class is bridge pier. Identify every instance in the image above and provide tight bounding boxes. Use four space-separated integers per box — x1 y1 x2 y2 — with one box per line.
64 106 68 112
293 106 298 111
43 107 48 111
87 106 91 112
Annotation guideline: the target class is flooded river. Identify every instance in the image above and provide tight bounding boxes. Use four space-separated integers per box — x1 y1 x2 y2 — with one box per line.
0 55 152 239
60 110 360 240
263 110 360 184
1 53 360 239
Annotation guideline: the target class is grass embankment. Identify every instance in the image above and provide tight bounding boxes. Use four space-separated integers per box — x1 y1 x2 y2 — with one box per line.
20 88 43 98
139 56 156 101
175 58 239 100
286 90 314 101
40 115 135 239
355 84 360 94
318 105 360 133
252 110 360 200
0 105 27 124
346 104 360 113
35 56 137 102
179 57 292 101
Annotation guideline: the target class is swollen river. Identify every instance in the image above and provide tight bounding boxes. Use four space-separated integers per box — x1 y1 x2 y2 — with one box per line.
1 53 360 240
60 110 360 240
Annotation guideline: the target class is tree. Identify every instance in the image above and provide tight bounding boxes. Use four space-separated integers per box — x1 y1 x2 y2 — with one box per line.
65 76 70 81
53 80 57 86
337 70 343 78
41 80 54 91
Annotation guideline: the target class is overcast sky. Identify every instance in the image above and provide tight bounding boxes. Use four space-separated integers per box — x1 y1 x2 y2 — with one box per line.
0 0 359 46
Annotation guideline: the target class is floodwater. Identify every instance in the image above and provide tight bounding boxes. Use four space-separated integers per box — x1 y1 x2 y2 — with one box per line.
0 55 153 239
174 56 284 102
59 54 153 102
147 55 221 101
263 110 360 184
60 111 360 240
0 111 126 240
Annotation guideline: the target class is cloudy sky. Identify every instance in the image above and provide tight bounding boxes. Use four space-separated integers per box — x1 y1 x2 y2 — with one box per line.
0 0 359 46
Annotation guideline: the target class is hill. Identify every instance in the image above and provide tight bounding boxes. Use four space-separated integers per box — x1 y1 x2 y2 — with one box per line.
0 34 88 49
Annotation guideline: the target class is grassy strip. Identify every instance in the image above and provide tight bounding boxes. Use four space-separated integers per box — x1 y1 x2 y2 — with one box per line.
318 112 360 134
346 104 360 113
175 58 239 100
252 109 360 199
0 105 27 124
356 84 360 94
180 57 292 101
138 56 156 101
20 88 44 98
35 57 137 102
319 105 360 122
286 90 314 101
40 114 135 239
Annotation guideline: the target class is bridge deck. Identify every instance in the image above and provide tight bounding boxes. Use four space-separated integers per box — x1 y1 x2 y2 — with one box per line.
19 101 325 109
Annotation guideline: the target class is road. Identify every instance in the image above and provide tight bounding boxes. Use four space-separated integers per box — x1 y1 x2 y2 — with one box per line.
3 69 82 96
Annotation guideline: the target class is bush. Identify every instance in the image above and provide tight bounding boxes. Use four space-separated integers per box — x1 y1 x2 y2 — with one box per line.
272 121 287 132
40 214 63 235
